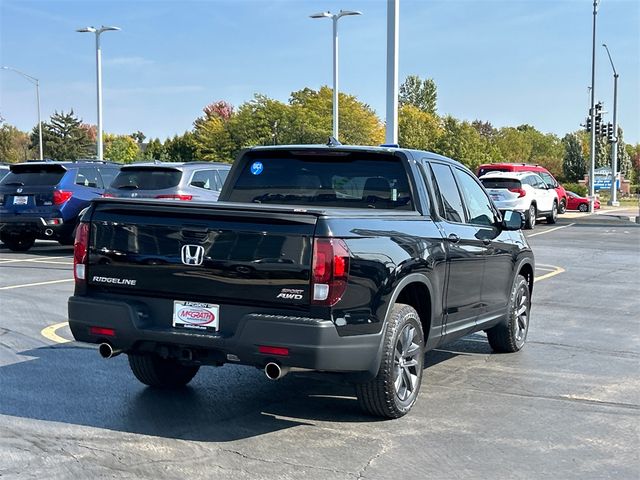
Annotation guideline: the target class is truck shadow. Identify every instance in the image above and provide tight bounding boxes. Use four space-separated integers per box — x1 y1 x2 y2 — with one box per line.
0 337 486 442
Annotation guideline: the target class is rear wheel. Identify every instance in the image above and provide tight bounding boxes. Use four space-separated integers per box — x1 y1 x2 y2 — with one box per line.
578 203 588 212
0 232 36 252
525 204 536 229
355 304 425 418
486 274 531 353
546 201 558 224
128 353 200 388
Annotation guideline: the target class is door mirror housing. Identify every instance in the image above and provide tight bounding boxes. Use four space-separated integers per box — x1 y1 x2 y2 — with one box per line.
501 210 523 231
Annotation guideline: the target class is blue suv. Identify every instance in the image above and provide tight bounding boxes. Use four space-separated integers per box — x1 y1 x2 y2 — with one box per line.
0 161 120 251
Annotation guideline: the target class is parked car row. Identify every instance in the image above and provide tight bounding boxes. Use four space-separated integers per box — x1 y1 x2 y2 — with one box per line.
0 160 230 251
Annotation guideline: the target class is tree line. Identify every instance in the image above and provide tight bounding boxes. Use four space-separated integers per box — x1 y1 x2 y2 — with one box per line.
0 75 638 184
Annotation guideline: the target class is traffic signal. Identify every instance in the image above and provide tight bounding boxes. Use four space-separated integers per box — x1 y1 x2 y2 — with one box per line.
594 121 600 137
607 123 615 142
586 117 592 132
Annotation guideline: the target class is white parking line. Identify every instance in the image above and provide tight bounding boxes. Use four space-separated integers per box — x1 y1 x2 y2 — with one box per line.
0 256 71 265
527 223 575 238
0 278 74 290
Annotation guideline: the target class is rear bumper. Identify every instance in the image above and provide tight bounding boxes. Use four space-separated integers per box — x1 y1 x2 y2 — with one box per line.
68 295 384 376
0 214 73 238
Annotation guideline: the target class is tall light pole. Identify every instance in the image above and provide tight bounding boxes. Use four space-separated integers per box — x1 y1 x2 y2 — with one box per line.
602 43 619 207
76 25 120 160
1 66 43 160
588 0 599 213
310 10 362 142
385 0 399 146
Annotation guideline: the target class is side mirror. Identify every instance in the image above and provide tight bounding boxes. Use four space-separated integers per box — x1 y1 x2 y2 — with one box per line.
501 210 524 231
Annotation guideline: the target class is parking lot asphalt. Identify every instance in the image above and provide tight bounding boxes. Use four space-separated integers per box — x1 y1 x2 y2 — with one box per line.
0 213 638 479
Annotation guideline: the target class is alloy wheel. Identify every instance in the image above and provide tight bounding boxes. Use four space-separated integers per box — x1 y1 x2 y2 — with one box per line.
393 324 421 402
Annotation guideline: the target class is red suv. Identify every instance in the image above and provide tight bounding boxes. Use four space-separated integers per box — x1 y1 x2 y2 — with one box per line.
478 163 568 214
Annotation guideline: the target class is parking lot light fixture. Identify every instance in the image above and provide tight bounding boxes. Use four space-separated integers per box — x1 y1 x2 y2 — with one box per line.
1 66 43 160
76 25 120 160
602 43 620 207
310 10 362 141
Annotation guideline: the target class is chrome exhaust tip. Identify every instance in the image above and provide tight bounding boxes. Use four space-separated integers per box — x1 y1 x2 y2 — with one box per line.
98 343 121 359
44 228 54 236
264 362 289 380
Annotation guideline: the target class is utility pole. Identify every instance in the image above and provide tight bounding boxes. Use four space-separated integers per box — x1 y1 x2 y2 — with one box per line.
603 43 619 206
385 0 399 146
587 0 599 212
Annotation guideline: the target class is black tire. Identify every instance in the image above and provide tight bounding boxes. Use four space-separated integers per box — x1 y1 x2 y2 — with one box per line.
128 353 200 388
578 203 588 212
486 274 531 353
355 304 425 419
0 232 36 252
546 201 558 224
525 204 536 229
558 198 567 214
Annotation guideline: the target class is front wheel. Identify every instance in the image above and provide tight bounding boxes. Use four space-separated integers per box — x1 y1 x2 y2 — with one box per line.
558 198 567 214
355 304 425 418
0 232 36 252
578 203 588 212
486 274 531 353
128 353 200 388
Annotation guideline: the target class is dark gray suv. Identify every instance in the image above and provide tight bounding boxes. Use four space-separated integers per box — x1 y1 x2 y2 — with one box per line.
103 162 230 202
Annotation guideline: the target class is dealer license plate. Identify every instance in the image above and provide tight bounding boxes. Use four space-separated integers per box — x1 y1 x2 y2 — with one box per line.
490 194 501 201
172 301 219 332
13 196 28 205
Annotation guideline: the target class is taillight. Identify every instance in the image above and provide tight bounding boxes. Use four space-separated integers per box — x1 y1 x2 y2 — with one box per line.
73 222 90 284
53 189 73 205
311 238 350 306
101 193 115 198
508 188 526 198
155 194 193 200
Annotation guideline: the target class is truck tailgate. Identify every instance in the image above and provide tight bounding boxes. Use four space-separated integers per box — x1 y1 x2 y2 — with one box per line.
87 200 318 306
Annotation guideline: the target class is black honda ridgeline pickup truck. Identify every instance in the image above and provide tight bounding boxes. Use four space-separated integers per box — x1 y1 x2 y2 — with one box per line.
68 145 534 418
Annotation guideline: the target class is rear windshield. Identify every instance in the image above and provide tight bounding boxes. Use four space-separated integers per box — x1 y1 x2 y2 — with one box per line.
226 152 414 210
110 168 182 190
478 166 509 177
0 164 67 187
480 178 521 189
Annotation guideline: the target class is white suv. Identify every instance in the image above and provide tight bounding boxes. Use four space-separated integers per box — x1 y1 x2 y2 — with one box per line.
480 171 558 229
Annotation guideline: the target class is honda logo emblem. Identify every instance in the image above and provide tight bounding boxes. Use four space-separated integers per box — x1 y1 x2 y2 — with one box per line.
16 188 23 193
181 245 205 266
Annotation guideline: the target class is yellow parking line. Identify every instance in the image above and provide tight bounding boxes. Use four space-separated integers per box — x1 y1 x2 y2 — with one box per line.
534 265 565 283
41 321 71 344
0 278 74 290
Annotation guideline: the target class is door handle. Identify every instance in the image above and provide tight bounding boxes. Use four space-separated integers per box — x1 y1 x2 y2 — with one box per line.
447 233 460 243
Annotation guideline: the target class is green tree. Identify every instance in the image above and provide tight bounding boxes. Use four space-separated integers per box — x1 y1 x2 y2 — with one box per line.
164 132 197 162
615 127 632 182
494 127 532 163
130 130 146 144
0 122 33 162
143 138 166 160
104 134 140 164
399 75 437 115
193 101 235 162
289 86 384 145
562 133 586 182
32 110 93 161
398 104 441 150
434 116 493 171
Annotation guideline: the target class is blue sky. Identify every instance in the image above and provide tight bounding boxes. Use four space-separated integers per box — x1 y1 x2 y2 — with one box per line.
1 0 638 145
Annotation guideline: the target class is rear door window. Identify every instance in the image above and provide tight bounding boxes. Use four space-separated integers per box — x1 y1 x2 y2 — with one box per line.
1 164 67 186
429 163 465 223
538 172 556 188
98 167 119 188
111 168 182 190
190 170 217 190
217 169 229 189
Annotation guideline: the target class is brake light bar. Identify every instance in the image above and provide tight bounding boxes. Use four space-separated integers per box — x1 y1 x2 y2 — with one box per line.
73 222 90 283
311 238 350 306
53 189 73 205
90 326 115 337
258 346 289 356
155 194 193 200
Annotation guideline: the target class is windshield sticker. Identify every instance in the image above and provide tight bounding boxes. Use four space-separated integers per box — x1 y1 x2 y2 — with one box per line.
250 161 264 175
